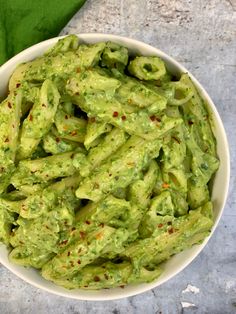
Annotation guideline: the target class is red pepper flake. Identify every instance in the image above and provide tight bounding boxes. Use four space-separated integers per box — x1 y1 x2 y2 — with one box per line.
67 252 71 257
60 240 68 245
104 274 109 280
188 120 194 126
71 227 76 231
7 102 12 109
94 182 100 189
150 115 161 122
85 220 91 225
16 83 21 88
79 231 86 239
157 223 163 228
12 124 15 129
99 223 104 228
120 285 125 289
150 115 156 121
75 92 80 96
90 117 96 123
29 114 33 121
65 115 68 120
172 136 180 144
113 111 119 117
77 259 81 264
45 225 49 229
55 137 60 143
71 130 77 136
162 183 170 189
84 285 88 288
4 137 9 143
94 276 100 282
42 104 46 107
121 115 126 121
96 232 103 240
168 227 174 234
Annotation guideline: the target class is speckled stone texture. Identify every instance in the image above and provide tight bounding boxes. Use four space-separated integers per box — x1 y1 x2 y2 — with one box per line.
0 1 236 313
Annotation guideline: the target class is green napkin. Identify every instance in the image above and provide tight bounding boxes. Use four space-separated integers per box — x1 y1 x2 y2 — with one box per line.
0 0 86 65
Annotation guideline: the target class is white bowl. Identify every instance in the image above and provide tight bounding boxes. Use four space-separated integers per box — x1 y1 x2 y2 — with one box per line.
0 34 230 300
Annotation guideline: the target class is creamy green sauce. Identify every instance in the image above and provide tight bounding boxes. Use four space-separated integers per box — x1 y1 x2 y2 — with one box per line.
0 35 219 290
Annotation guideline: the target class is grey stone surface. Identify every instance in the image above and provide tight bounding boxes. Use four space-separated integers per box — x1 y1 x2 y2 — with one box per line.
0 0 236 313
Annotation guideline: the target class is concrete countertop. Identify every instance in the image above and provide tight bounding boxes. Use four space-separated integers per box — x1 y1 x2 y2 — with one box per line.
0 1 235 313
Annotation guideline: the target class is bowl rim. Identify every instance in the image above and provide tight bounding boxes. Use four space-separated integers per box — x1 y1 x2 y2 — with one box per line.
0 33 230 301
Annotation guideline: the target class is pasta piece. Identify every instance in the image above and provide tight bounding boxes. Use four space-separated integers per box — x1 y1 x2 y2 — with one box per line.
54 108 87 143
0 206 16 245
43 130 81 154
76 136 161 202
76 42 106 70
47 261 161 289
124 204 213 268
9 246 54 269
10 190 77 252
162 125 186 170
102 42 129 71
0 90 22 193
76 195 131 226
11 151 84 187
46 261 133 289
18 183 49 196
128 160 159 211
181 73 217 156
117 76 167 112
45 35 79 56
128 56 166 80
84 119 112 150
187 177 210 209
41 225 116 280
18 79 60 159
187 133 219 185
9 42 105 90
162 80 194 106
67 70 182 140
76 196 141 245
79 128 128 176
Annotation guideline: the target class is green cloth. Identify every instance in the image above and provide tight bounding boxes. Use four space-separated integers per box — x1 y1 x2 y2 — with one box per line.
0 0 86 65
